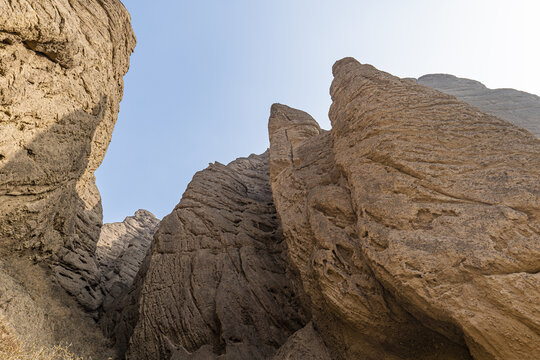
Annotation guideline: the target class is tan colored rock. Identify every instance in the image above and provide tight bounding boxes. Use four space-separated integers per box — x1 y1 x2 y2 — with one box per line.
125 153 308 360
269 58 540 359
97 209 159 312
271 322 331 360
269 103 471 360
98 209 160 357
0 0 135 355
330 58 540 359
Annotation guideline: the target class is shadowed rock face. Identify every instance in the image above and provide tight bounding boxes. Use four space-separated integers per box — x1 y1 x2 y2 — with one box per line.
97 209 159 313
0 0 134 355
125 153 308 360
268 58 540 359
417 74 540 138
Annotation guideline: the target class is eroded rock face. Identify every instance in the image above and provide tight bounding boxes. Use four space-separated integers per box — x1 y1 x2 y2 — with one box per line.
270 322 331 360
125 153 308 360
0 0 135 309
418 74 540 137
268 58 540 360
0 0 135 355
269 104 471 360
97 209 159 313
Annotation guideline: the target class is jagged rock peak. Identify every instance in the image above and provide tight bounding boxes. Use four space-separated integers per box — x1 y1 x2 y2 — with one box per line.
125 153 308 360
97 209 159 313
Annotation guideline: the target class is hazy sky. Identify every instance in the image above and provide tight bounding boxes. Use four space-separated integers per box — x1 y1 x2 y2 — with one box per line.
96 0 540 223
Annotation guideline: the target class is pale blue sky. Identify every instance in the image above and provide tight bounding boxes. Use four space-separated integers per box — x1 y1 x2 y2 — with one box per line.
96 0 540 222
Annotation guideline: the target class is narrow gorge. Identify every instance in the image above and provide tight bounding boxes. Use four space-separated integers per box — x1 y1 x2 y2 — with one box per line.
0 1 539 360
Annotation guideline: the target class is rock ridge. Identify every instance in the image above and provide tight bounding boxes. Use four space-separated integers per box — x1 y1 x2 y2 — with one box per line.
113 58 540 360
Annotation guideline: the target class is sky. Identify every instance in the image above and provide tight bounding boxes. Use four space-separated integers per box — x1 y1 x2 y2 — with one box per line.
96 0 540 223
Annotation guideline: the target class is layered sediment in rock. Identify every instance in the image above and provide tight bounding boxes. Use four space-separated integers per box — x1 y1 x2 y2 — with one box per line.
125 153 308 360
418 74 540 137
3 5 536 356
268 58 540 359
0 0 135 355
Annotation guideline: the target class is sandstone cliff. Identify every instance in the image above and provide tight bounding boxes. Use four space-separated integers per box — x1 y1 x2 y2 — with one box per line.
1 3 538 357
97 209 159 313
124 153 308 360
0 0 135 356
119 59 540 360
268 58 540 359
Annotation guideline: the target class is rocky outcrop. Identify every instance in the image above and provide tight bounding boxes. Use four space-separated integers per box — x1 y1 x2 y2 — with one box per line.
268 58 540 359
117 58 540 360
0 0 134 355
124 153 308 360
97 209 159 313
269 103 471 359
417 74 540 137
270 322 331 360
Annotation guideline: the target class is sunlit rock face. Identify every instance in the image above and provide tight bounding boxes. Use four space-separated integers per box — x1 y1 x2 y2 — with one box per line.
118 58 540 360
0 0 135 356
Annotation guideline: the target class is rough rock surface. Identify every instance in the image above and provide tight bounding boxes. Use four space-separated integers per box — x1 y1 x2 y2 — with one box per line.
125 153 308 360
418 74 540 137
270 322 331 360
268 58 540 359
0 0 135 355
0 0 135 311
97 209 159 313
269 104 471 359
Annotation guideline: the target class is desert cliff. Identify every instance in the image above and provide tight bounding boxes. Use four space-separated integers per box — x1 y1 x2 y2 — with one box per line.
0 2 539 360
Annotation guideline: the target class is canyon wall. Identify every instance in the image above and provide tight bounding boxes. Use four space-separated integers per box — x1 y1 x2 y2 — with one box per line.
121 60 540 360
0 0 135 356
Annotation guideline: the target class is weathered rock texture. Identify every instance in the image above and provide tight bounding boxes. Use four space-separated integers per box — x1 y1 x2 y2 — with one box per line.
418 74 540 138
125 153 308 360
269 104 471 359
270 322 331 360
97 209 159 313
268 58 540 359
117 59 540 359
0 0 135 355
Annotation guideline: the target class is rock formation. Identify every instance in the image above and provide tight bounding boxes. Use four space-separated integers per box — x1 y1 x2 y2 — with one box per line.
268 103 471 359
1 3 538 357
417 74 540 138
119 59 540 360
268 58 540 359
0 0 135 356
124 153 308 360
97 209 159 313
